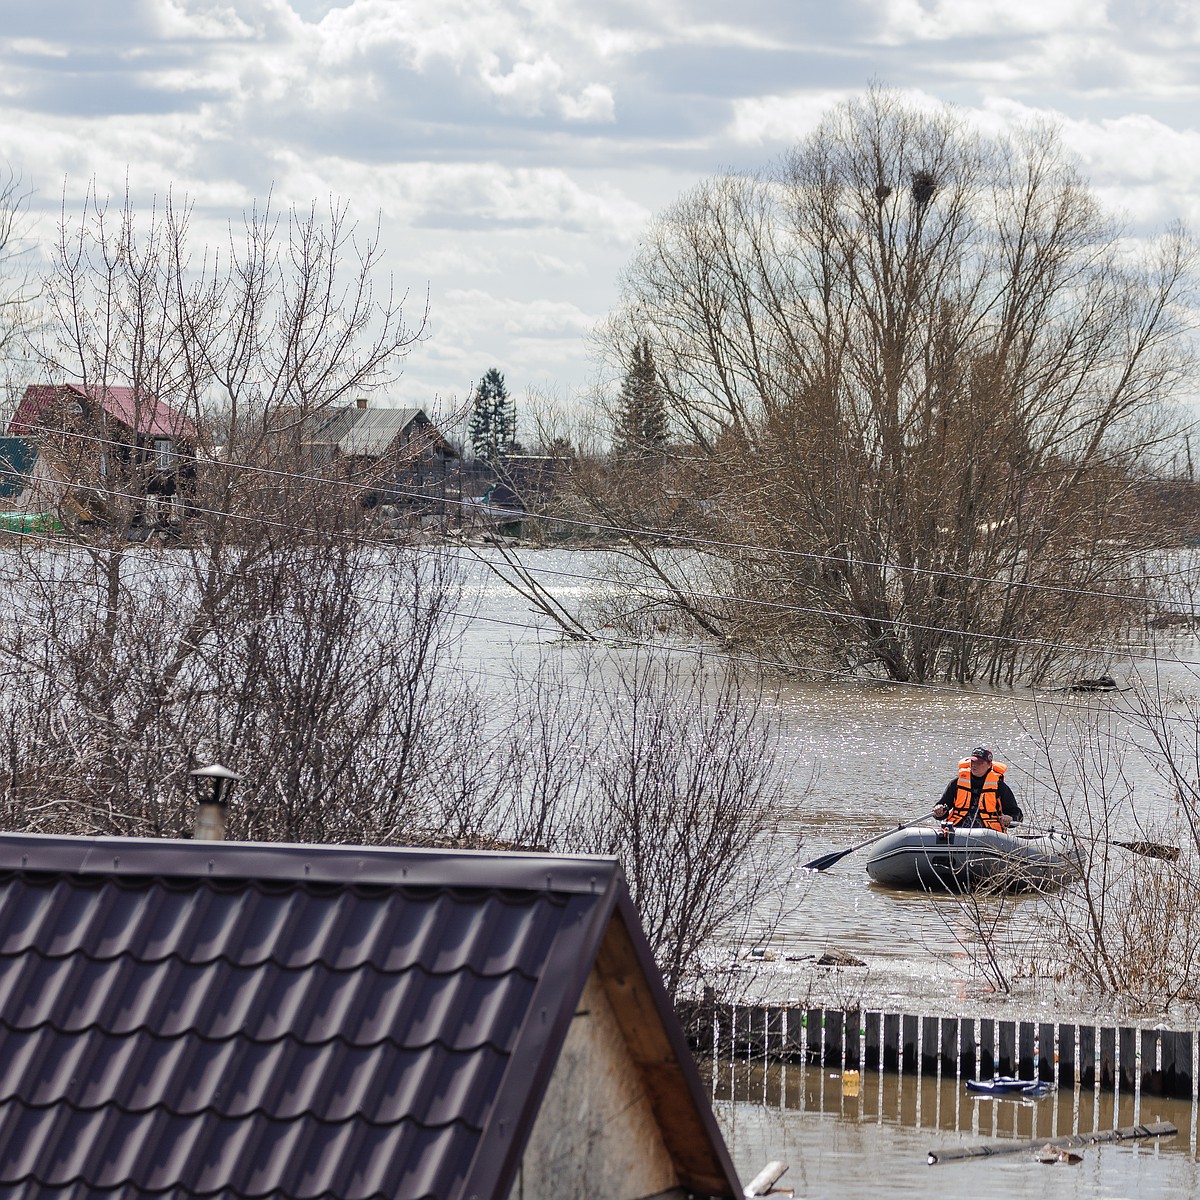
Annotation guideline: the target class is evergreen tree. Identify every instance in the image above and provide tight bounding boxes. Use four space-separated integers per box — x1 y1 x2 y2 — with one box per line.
467 368 516 463
613 338 668 458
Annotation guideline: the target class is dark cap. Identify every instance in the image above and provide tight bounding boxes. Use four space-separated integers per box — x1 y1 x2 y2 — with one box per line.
970 746 993 761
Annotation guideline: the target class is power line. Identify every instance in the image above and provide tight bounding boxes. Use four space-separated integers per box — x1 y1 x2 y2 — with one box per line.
7 425 1200 694
14 419 1200 610
6 507 1200 730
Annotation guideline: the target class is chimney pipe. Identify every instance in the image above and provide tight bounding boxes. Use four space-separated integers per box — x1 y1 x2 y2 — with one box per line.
190 762 241 841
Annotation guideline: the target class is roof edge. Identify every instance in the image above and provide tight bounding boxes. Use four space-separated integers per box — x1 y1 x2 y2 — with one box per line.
462 870 623 1200
0 832 622 896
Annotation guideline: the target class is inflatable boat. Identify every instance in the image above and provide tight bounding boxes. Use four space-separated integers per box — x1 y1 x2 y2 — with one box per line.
864 824 1084 893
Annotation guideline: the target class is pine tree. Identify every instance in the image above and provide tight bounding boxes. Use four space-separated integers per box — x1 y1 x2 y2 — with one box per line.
467 368 517 463
613 338 668 458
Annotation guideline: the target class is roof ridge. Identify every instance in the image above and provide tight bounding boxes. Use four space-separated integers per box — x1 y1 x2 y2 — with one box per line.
0 870 576 906
0 835 621 894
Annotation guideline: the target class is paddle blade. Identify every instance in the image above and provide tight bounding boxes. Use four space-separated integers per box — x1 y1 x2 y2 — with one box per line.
801 848 852 872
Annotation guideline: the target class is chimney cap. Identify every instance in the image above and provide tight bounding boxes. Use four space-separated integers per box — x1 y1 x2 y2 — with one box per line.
191 762 241 782
190 762 241 807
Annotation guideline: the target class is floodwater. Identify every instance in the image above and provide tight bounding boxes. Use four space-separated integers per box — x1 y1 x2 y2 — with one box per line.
455 547 1198 978
454 547 1200 1196
712 1059 1199 1200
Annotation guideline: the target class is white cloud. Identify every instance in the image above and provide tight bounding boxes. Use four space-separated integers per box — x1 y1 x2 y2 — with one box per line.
267 153 650 241
728 90 858 146
877 0 1110 42
560 82 616 123
1 0 1198 402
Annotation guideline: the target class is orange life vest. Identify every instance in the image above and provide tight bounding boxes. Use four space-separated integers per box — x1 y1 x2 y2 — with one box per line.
947 758 1008 831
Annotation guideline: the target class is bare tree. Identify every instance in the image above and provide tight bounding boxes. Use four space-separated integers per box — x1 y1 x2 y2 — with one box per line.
601 88 1195 684
0 183 802 1015
0 164 38 418
0 185 445 839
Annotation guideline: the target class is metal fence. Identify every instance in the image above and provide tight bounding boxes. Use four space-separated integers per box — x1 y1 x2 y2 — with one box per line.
688 1002 1197 1101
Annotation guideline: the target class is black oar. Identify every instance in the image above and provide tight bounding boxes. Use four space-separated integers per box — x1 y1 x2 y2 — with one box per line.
802 811 937 872
1022 828 1181 862
1111 839 1180 862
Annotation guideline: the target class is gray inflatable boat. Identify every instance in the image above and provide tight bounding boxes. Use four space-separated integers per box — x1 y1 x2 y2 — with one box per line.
865 824 1084 893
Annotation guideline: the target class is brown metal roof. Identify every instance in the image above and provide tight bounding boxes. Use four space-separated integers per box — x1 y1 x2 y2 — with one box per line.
0 834 738 1200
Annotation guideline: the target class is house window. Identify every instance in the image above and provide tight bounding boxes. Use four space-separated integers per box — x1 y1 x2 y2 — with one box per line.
153 438 175 471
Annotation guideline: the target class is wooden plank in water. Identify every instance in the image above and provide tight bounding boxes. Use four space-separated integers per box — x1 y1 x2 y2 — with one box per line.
863 1011 881 1070
731 1003 750 1055
928 1120 1177 1165
714 1002 734 1056
959 1017 978 1080
806 1007 823 1063
979 1018 995 1079
1079 1025 1096 1090
1141 1027 1161 1095
883 1012 900 1073
902 1014 919 1073
921 1015 939 1075
844 1008 861 1068
998 1020 1016 1077
1038 1022 1056 1083
1018 1021 1036 1081
939 1017 958 1077
824 1008 844 1067
1058 1024 1076 1089
1160 1030 1193 1101
1119 1026 1137 1092
1100 1026 1116 1091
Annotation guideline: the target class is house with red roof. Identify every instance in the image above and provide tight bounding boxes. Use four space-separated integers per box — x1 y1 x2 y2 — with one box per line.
7 384 198 531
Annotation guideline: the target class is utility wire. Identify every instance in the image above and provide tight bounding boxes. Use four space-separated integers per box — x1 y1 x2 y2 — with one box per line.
8 425 1200 700
5 460 1200 674
6 506 1200 729
17 420 1200 607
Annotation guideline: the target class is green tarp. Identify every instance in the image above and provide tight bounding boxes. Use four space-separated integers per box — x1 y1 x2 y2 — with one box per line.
0 512 61 534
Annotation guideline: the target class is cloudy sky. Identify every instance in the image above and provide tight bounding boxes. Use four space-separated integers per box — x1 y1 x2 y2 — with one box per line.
0 0 1197 428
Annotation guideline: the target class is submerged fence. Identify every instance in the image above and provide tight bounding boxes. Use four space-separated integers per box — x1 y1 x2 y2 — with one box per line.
686 1003 1197 1102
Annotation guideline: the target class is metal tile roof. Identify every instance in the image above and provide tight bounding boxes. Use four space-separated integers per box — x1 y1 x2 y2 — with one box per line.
0 835 738 1200
336 409 423 458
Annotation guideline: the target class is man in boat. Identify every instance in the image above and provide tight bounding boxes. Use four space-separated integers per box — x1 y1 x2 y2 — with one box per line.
931 746 1023 831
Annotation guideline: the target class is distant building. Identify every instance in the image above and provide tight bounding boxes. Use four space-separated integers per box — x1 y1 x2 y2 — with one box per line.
7 383 198 529
302 399 458 513
0 833 741 1200
0 437 69 533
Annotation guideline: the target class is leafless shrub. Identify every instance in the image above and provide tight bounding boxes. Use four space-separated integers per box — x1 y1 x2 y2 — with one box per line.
1010 701 1200 1014
562 651 798 1002
0 181 803 1012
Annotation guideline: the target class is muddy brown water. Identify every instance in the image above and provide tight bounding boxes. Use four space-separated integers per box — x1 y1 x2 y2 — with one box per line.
461 549 1193 994
459 550 1200 1194
710 1059 1200 1199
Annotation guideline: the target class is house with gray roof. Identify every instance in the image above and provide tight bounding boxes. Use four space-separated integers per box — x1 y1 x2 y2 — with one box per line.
0 832 740 1199
304 399 457 512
